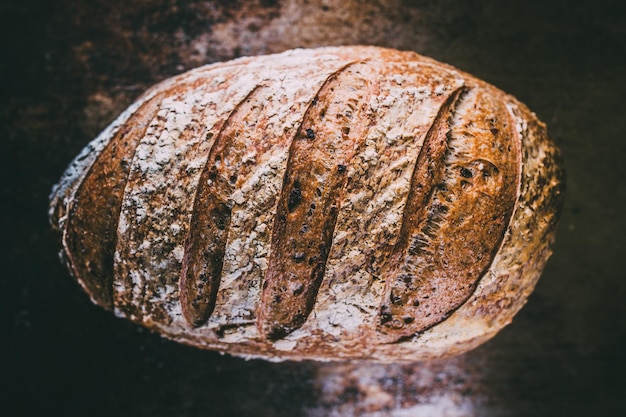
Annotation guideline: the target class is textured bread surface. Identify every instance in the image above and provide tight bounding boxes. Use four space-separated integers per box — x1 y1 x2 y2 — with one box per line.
50 46 563 362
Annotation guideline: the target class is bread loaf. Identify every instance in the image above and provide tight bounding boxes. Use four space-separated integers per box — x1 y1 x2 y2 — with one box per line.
49 46 564 361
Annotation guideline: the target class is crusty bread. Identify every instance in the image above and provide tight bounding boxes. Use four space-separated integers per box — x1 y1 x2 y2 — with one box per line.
49 46 564 362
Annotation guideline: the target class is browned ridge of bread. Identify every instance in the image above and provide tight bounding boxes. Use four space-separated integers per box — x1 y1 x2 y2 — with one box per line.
49 46 564 362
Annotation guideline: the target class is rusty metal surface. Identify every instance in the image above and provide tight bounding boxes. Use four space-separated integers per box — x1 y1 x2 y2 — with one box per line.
2 0 625 415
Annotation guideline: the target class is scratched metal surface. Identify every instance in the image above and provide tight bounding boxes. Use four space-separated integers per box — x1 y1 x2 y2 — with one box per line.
2 0 625 416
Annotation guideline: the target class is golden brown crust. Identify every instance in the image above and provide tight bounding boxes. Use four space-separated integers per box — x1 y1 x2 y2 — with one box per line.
50 46 564 362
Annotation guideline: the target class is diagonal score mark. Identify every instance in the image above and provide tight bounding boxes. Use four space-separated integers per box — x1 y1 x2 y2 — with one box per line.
377 86 522 342
258 61 379 340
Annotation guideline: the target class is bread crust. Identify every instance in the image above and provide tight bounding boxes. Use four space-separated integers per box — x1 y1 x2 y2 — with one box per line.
50 46 564 362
